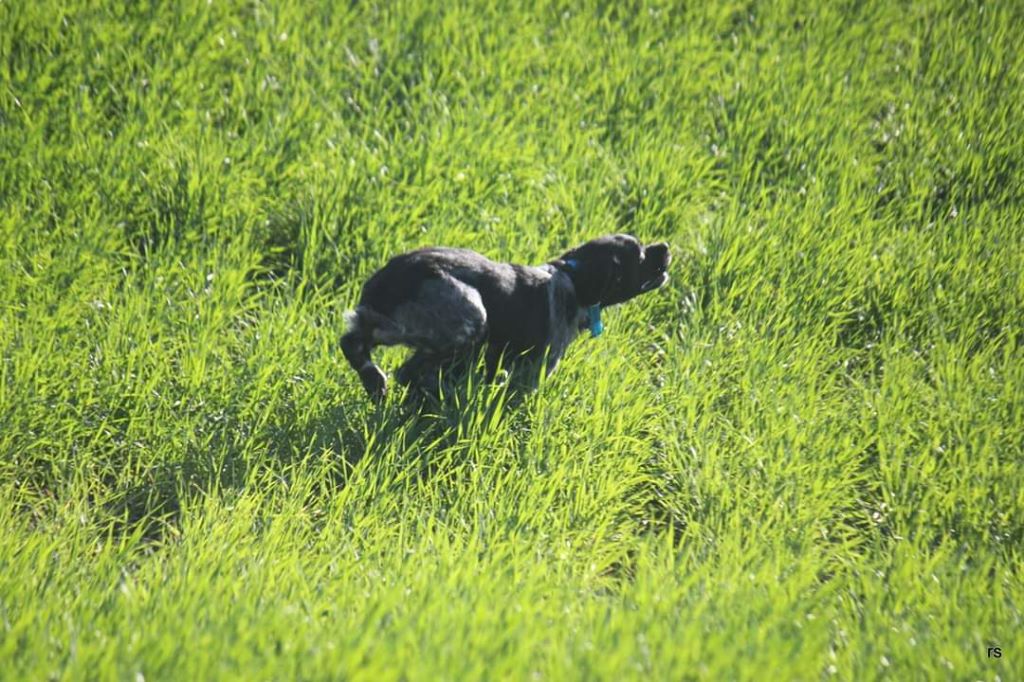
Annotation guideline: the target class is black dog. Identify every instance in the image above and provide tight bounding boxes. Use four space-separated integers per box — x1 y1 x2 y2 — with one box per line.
342 234 671 401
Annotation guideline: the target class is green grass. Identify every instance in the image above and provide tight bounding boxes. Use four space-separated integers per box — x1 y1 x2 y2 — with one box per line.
2 0 1022 679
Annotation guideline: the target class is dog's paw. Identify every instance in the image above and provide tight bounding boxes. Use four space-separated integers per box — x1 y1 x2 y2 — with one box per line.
359 365 387 402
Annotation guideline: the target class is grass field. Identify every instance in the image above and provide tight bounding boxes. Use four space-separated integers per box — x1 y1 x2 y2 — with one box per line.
2 0 1023 679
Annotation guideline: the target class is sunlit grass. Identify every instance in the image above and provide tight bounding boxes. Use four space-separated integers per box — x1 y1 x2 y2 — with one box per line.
1 0 1022 679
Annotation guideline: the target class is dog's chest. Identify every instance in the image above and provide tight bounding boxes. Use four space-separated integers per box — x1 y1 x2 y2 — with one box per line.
544 269 585 350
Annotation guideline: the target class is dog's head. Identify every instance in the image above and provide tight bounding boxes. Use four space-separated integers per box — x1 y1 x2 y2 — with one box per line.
555 234 671 307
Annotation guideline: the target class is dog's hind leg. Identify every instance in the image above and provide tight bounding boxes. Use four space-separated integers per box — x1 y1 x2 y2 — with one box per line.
391 276 489 392
395 350 456 401
342 311 388 402
395 349 436 387
346 275 488 401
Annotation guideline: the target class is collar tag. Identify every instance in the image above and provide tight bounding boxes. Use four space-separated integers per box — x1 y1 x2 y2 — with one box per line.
588 305 604 337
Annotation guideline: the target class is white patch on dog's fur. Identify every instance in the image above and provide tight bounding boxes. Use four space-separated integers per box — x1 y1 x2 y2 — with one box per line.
343 310 361 333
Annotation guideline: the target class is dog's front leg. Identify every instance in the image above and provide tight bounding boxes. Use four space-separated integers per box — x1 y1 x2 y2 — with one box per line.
544 337 570 375
484 344 507 381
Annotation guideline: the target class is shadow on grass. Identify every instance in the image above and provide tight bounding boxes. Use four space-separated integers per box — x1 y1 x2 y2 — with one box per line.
98 353 538 544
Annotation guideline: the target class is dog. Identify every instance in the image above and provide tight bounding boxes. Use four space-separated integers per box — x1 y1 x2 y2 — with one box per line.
341 234 671 401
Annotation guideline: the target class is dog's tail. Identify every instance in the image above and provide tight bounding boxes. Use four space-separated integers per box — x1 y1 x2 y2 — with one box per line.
343 309 362 334
344 305 400 337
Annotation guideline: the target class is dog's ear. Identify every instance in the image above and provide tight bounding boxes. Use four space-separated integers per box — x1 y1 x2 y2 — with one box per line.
558 251 618 307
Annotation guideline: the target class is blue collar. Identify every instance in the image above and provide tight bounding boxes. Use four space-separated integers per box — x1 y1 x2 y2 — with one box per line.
587 304 604 337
